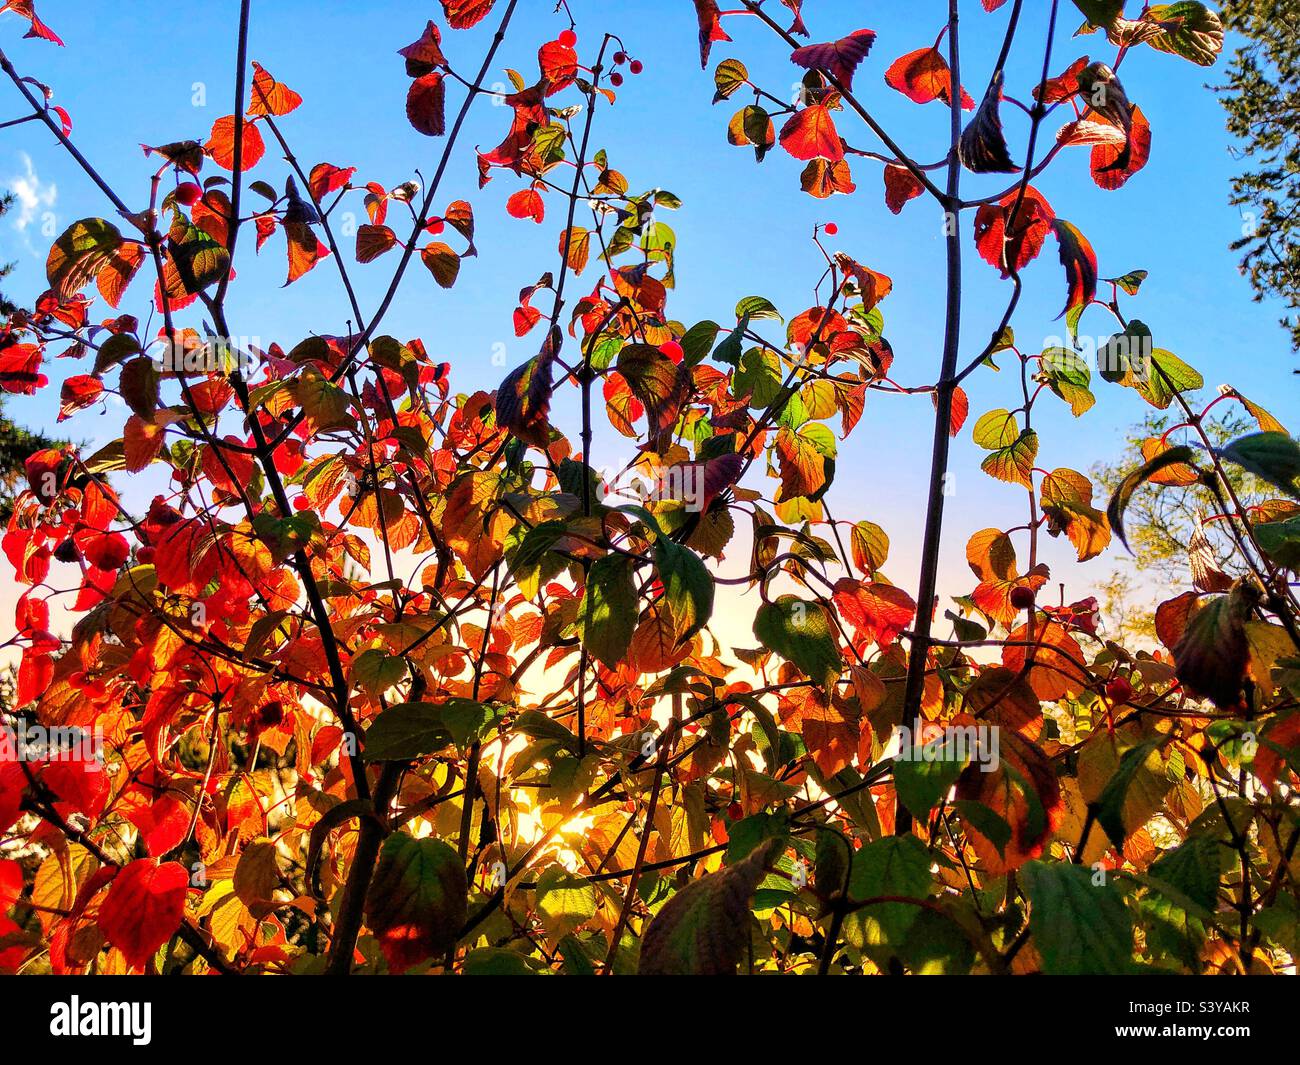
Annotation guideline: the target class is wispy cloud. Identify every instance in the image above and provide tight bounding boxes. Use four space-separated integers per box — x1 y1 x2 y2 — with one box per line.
5 152 57 255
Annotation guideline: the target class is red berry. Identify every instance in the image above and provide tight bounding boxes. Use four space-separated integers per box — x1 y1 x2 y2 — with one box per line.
175 182 202 206
823 222 839 236
609 72 624 87
424 218 445 236
1009 586 1037 611
137 546 156 564
1105 677 1134 704
292 496 310 512
613 51 627 65
629 59 643 74
558 29 577 47
659 340 684 364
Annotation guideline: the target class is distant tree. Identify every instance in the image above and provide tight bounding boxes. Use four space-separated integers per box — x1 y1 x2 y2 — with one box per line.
1218 0 1300 353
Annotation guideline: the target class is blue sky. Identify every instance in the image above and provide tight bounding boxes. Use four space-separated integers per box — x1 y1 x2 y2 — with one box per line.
0 0 1294 617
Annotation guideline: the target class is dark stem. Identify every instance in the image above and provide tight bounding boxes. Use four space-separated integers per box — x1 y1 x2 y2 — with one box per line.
895 0 965 836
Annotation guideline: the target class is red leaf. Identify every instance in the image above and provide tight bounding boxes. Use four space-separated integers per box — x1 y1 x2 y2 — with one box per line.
934 384 970 437
790 29 877 91
406 72 446 136
1091 105 1151 190
0 342 45 394
832 578 916 648
308 162 355 202
399 20 448 76
98 859 189 971
440 0 496 29
1036 56 1088 106
694 0 732 69
538 41 578 95
7 1 62 45
1051 218 1098 318
205 115 265 171
513 304 542 336
58 374 103 420
884 47 974 110
506 187 545 223
779 104 844 162
883 163 925 214
973 185 1056 276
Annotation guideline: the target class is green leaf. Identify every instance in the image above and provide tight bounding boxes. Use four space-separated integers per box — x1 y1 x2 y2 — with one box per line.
349 648 408 701
1143 2 1224 66
1254 516 1300 569
169 220 230 293
724 812 789 865
681 320 721 366
637 838 781 975
93 333 143 376
1149 836 1223 913
294 369 356 432
754 595 841 687
712 58 749 103
897 905 976 975
362 702 454 761
1218 432 1300 499
1098 320 1152 384
1136 349 1204 410
1072 0 1124 30
971 408 1020 450
711 315 748 368
1107 269 1147 295
364 833 468 970
894 732 971 819
536 868 597 939
580 553 638 668
462 947 543 975
1022 860 1134 974
1172 591 1252 709
1106 445 1198 550
952 799 1012 857
654 538 714 643
1094 740 1161 849
1041 348 1095 416
735 295 782 323
843 835 931 951
47 218 124 299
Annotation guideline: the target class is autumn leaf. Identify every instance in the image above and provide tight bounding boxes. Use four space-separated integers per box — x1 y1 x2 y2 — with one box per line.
407 72 447 136
789 29 877 91
206 114 265 171
98 860 189 971
779 104 844 162
246 61 302 116
884 46 974 109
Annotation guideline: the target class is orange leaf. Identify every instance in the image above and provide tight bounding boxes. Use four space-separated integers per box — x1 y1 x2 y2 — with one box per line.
205 115 265 171
246 61 302 117
779 104 844 161
884 47 974 109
